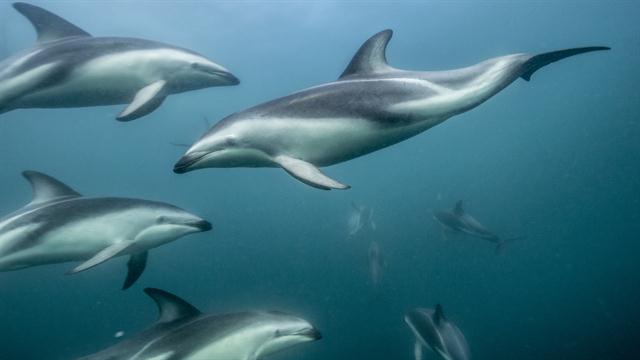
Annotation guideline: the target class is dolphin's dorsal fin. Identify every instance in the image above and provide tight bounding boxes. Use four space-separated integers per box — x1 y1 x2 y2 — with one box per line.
339 29 393 79
144 288 201 323
13 2 91 43
434 304 446 325
453 201 465 216
22 170 81 207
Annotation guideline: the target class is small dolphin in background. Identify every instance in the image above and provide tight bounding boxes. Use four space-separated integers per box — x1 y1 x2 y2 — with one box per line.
174 29 608 190
433 200 520 253
0 171 212 289
405 305 471 360
348 202 376 238
78 288 322 360
368 240 386 287
0 2 238 121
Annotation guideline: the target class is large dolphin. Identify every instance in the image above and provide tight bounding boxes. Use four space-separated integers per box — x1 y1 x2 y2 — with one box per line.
433 200 519 253
173 29 608 190
405 305 471 360
78 287 322 360
0 2 239 121
0 171 212 289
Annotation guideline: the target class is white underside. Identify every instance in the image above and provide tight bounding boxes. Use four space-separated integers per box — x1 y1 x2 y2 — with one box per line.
15 54 161 107
0 217 127 270
0 206 169 270
216 114 435 167
4 48 214 108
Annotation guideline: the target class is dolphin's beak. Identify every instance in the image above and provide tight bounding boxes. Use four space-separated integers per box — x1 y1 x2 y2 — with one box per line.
173 151 208 174
193 63 240 85
299 328 322 340
217 71 240 86
189 219 212 232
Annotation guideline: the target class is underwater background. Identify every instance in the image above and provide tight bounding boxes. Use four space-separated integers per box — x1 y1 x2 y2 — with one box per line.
0 1 638 359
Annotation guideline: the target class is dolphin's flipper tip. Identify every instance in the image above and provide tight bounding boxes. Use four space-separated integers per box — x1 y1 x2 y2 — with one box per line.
273 155 351 190
122 252 148 290
521 46 611 81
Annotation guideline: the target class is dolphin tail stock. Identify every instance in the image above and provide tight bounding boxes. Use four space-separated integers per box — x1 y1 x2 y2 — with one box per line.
520 46 610 81
494 236 524 255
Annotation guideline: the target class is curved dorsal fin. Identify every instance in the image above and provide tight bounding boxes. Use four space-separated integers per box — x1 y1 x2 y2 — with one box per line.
22 170 81 207
453 200 464 216
144 288 201 323
13 2 91 43
434 304 446 325
339 29 393 79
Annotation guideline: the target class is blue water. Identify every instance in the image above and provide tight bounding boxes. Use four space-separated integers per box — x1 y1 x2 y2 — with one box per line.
0 1 639 359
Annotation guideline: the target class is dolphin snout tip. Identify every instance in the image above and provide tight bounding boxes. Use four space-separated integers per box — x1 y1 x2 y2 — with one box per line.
173 164 188 174
311 328 322 340
173 153 203 174
193 219 212 232
304 327 322 340
226 73 240 85
215 71 240 86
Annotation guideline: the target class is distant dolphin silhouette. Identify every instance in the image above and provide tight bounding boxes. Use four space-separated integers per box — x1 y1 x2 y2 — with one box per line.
0 2 238 121
405 305 471 360
368 240 386 287
174 29 608 190
348 202 376 238
433 200 521 253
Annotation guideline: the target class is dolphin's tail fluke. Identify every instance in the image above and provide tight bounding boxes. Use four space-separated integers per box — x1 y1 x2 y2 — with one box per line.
494 236 524 255
521 46 610 81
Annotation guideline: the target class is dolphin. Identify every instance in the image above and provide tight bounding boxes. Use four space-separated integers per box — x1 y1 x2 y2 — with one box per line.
173 29 608 190
405 305 470 360
78 287 322 360
0 171 212 289
368 240 385 287
0 2 239 121
348 202 376 238
433 200 518 253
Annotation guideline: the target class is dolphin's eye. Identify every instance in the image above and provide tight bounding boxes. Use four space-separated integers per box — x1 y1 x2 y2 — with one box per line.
157 216 167 224
225 136 237 146
275 330 282 337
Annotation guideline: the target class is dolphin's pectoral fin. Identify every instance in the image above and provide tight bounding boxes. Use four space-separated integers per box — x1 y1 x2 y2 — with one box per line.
13 3 91 43
68 241 133 274
274 155 350 190
414 340 423 360
122 251 148 290
521 46 610 81
117 80 167 122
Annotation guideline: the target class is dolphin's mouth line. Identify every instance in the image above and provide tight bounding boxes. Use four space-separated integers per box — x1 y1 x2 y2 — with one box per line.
186 219 212 231
199 67 240 85
173 152 210 173
292 328 322 340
